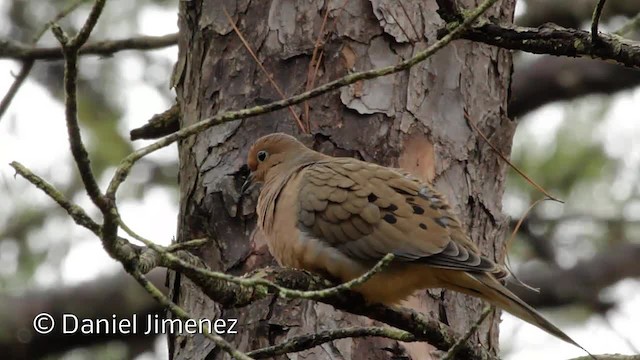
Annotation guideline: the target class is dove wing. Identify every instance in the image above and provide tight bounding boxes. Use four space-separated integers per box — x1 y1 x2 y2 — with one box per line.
297 158 503 276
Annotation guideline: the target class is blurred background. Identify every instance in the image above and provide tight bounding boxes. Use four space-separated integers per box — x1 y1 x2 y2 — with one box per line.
0 0 638 359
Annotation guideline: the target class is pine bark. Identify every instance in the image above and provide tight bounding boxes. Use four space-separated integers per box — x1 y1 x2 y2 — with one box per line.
171 1 516 359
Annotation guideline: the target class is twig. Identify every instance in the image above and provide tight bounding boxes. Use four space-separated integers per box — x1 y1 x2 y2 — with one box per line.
50 0 109 214
304 3 332 129
464 111 563 203
129 102 180 140
166 238 209 252
504 198 546 293
67 0 107 50
591 0 608 42
387 9 414 43
129 269 254 360
0 33 178 61
106 0 500 201
9 161 101 235
441 306 492 360
222 7 306 133
36 0 90 40
398 0 420 40
247 326 416 358
0 61 33 121
460 21 640 69
119 215 395 300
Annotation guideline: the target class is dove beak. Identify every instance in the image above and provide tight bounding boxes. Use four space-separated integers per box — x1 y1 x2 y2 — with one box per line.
241 172 255 194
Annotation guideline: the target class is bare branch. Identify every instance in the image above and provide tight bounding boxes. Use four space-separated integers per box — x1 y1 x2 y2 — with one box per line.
0 61 33 121
0 34 178 61
9 161 101 235
50 0 110 214
129 102 180 140
460 21 640 69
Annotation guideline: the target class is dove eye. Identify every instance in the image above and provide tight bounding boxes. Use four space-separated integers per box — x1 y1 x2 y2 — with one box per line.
257 150 268 162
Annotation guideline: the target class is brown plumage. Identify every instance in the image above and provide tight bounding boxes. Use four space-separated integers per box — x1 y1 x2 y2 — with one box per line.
244 132 589 353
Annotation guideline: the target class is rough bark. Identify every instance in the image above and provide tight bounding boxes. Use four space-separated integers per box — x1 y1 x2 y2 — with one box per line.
171 1 515 359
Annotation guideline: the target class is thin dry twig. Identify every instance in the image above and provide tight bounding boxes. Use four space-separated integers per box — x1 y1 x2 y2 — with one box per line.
504 197 548 293
119 214 396 301
0 61 33 121
9 161 101 235
304 3 332 129
387 9 414 43
0 33 178 61
463 111 563 203
398 0 420 40
222 7 306 133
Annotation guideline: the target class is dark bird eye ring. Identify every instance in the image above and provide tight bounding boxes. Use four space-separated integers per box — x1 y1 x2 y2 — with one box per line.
257 150 268 162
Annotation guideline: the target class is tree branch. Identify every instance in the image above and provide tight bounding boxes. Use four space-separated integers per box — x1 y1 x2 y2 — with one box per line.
459 21 640 69
0 34 178 61
0 61 34 121
129 102 180 140
50 0 110 214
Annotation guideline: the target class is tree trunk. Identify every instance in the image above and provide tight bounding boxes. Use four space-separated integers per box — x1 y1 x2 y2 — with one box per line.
171 0 516 359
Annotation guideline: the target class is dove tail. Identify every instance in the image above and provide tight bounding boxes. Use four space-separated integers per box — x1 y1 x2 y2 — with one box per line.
439 271 595 359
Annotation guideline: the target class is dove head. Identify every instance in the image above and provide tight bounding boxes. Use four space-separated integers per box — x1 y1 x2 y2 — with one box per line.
244 133 322 189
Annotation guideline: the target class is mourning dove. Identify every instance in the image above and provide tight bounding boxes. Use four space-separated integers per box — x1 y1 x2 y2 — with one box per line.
243 132 587 351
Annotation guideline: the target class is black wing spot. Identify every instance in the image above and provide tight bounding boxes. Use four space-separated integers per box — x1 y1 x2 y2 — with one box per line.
412 205 424 215
367 193 378 202
383 214 397 224
386 204 398 212
406 197 415 202
419 223 427 230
